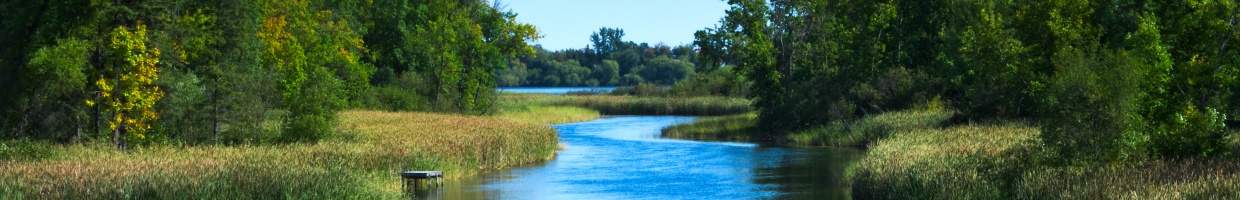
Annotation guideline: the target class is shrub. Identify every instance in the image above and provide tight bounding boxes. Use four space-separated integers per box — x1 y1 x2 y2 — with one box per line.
279 69 344 142
668 68 750 97
1040 48 1150 162
1151 105 1230 157
0 139 59 161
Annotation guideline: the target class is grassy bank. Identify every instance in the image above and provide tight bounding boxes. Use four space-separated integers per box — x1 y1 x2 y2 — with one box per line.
0 109 594 199
660 106 953 147
851 122 1240 199
502 94 751 116
662 113 758 141
664 106 1239 198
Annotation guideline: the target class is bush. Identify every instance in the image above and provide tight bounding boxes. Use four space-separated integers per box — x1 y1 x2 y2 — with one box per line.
0 139 59 161
366 72 430 111
279 69 344 142
668 68 750 97
1040 48 1149 162
1151 105 1230 157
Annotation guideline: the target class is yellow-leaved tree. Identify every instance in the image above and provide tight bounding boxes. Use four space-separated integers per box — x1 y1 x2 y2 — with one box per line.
90 22 163 148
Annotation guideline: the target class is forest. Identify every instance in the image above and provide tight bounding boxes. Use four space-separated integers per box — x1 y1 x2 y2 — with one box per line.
704 0 1239 161
497 28 700 87
0 0 536 145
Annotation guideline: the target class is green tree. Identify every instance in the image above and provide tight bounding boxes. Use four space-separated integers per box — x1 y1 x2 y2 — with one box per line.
18 39 91 140
591 27 627 59
638 56 695 85
93 23 164 147
592 60 620 85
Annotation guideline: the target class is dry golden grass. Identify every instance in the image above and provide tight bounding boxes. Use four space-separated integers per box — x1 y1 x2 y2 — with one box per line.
0 110 567 198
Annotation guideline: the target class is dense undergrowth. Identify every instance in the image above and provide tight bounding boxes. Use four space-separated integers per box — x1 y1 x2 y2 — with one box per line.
0 108 593 199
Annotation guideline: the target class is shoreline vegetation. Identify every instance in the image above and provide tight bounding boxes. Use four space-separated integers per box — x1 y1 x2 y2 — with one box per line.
0 93 752 198
662 103 1240 198
501 93 752 116
0 100 600 198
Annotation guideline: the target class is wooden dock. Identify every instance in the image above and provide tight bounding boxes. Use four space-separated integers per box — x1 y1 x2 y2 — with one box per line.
400 170 443 197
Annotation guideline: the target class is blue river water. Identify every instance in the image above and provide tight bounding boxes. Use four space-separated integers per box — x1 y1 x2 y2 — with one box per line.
432 116 861 200
497 87 617 94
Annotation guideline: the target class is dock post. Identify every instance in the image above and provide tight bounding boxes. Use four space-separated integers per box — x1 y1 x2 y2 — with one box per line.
400 170 443 198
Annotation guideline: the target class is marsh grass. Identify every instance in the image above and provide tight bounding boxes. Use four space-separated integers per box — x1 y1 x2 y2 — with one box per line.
788 108 954 147
851 124 1039 199
0 110 566 198
851 121 1240 199
503 94 751 116
661 113 758 141
496 95 601 125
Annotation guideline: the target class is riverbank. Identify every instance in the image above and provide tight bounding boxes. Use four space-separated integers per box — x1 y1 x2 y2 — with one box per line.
502 94 751 116
662 107 1240 198
0 107 599 198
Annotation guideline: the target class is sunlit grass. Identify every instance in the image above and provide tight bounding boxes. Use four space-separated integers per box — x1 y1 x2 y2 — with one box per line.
851 123 1039 199
496 95 600 125
662 113 758 141
851 121 1240 199
0 110 569 198
788 108 954 147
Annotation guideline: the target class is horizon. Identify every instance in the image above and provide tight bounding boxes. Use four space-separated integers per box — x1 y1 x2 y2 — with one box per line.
505 0 730 51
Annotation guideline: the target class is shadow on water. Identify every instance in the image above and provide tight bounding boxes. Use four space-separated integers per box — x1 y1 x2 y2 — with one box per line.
428 116 863 200
753 147 863 199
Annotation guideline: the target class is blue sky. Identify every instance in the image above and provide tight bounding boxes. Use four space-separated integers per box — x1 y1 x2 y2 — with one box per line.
504 0 730 51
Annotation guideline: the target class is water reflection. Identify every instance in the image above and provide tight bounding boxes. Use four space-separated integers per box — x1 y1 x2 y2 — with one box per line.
436 116 861 200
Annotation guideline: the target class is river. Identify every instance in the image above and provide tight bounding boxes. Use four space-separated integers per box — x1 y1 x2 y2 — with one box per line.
429 115 862 199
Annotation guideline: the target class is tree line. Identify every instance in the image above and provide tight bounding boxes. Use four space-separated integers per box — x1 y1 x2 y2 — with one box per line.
497 27 702 87
704 0 1239 160
0 0 536 146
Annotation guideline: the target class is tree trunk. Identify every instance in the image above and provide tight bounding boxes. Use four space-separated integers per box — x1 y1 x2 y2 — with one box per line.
212 85 220 143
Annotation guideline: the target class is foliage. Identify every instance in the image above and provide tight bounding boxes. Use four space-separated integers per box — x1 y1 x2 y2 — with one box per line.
634 56 695 85
0 0 536 145
706 0 1240 159
363 0 537 114
499 28 700 87
13 38 92 140
94 23 165 146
